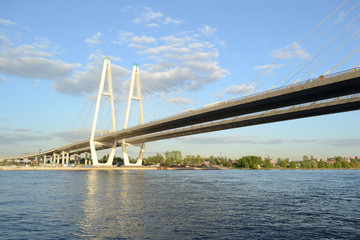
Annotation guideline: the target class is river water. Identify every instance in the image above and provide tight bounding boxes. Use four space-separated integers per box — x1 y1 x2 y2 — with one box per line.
0 169 359 239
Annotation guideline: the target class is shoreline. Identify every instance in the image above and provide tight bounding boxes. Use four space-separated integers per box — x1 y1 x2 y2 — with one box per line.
1 166 358 171
0 166 229 171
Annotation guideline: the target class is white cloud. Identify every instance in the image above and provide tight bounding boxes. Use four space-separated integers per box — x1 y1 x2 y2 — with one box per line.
128 43 146 49
295 48 311 60
178 135 360 148
119 29 229 92
52 64 101 96
131 35 157 44
215 83 256 99
201 25 217 37
132 7 163 26
128 6 183 28
253 64 284 71
0 129 52 145
146 23 160 28
0 35 13 47
142 45 191 55
164 17 182 25
168 97 190 104
0 35 109 96
270 42 310 60
0 56 73 80
113 31 134 45
0 127 41 133
85 32 103 44
160 34 197 45
52 53 129 96
142 7 163 21
34 37 56 50
33 80 41 87
188 42 205 49
164 50 219 62
179 135 286 145
0 18 16 26
0 35 74 81
291 138 360 147
0 10 225 97
224 84 255 95
52 129 91 142
143 61 228 92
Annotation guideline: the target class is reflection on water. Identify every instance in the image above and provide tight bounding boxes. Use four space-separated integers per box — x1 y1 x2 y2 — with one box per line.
0 170 360 239
77 170 145 239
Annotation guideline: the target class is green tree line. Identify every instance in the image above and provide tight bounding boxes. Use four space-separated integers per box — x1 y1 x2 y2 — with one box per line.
232 155 360 169
143 151 231 167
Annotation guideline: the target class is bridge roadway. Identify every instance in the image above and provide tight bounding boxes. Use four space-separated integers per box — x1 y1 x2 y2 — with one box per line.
125 95 360 145
4 68 360 160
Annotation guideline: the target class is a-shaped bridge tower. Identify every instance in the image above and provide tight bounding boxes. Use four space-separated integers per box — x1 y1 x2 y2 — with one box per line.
90 57 145 166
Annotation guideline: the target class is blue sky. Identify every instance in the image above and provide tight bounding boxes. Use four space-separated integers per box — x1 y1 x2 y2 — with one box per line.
1 0 359 160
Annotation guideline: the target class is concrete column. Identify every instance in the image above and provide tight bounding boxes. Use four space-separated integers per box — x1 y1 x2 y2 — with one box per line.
61 151 64 164
65 152 69 164
43 155 47 164
85 152 89 165
74 153 80 165
57 154 60 164
52 153 59 165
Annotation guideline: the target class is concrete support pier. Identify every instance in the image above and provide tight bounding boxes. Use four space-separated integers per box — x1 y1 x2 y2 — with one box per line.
74 153 80 165
84 152 90 165
61 151 70 165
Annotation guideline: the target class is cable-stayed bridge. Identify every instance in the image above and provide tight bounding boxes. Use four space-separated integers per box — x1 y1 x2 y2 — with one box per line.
3 60 360 165
3 1 360 165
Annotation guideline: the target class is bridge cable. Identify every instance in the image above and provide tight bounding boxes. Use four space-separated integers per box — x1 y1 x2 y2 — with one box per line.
324 45 360 76
140 72 197 114
305 26 360 78
279 13 360 87
228 0 350 101
248 1 360 96
246 1 360 96
139 77 179 120
259 3 360 92
141 73 198 110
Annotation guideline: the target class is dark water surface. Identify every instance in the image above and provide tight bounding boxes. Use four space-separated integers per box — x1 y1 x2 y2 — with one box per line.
1 169 359 239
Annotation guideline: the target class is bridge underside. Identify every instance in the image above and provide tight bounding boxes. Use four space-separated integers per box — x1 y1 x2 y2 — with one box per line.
94 69 360 144
4 69 360 163
51 94 360 155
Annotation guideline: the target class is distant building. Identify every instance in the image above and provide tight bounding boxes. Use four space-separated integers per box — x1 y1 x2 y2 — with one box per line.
228 159 236 165
327 158 336 164
269 158 276 166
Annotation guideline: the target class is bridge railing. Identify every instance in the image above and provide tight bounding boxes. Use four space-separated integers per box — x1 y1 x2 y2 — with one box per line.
4 66 359 161
143 67 360 125
230 67 360 103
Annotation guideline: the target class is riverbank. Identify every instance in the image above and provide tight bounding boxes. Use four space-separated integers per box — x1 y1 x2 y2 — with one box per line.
0 165 229 171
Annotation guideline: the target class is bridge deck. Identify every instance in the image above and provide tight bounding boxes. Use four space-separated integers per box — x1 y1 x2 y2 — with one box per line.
4 68 360 160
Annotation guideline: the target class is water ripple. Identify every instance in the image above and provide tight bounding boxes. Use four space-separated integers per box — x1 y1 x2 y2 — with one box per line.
0 170 359 239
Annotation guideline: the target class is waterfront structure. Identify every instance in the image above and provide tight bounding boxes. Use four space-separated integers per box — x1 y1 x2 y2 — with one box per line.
2 59 360 166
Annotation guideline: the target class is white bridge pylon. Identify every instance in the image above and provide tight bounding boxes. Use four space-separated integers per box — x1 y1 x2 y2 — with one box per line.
89 57 145 166
122 62 145 166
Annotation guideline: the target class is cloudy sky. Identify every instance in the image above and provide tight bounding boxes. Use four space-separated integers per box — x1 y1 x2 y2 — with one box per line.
1 0 359 160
